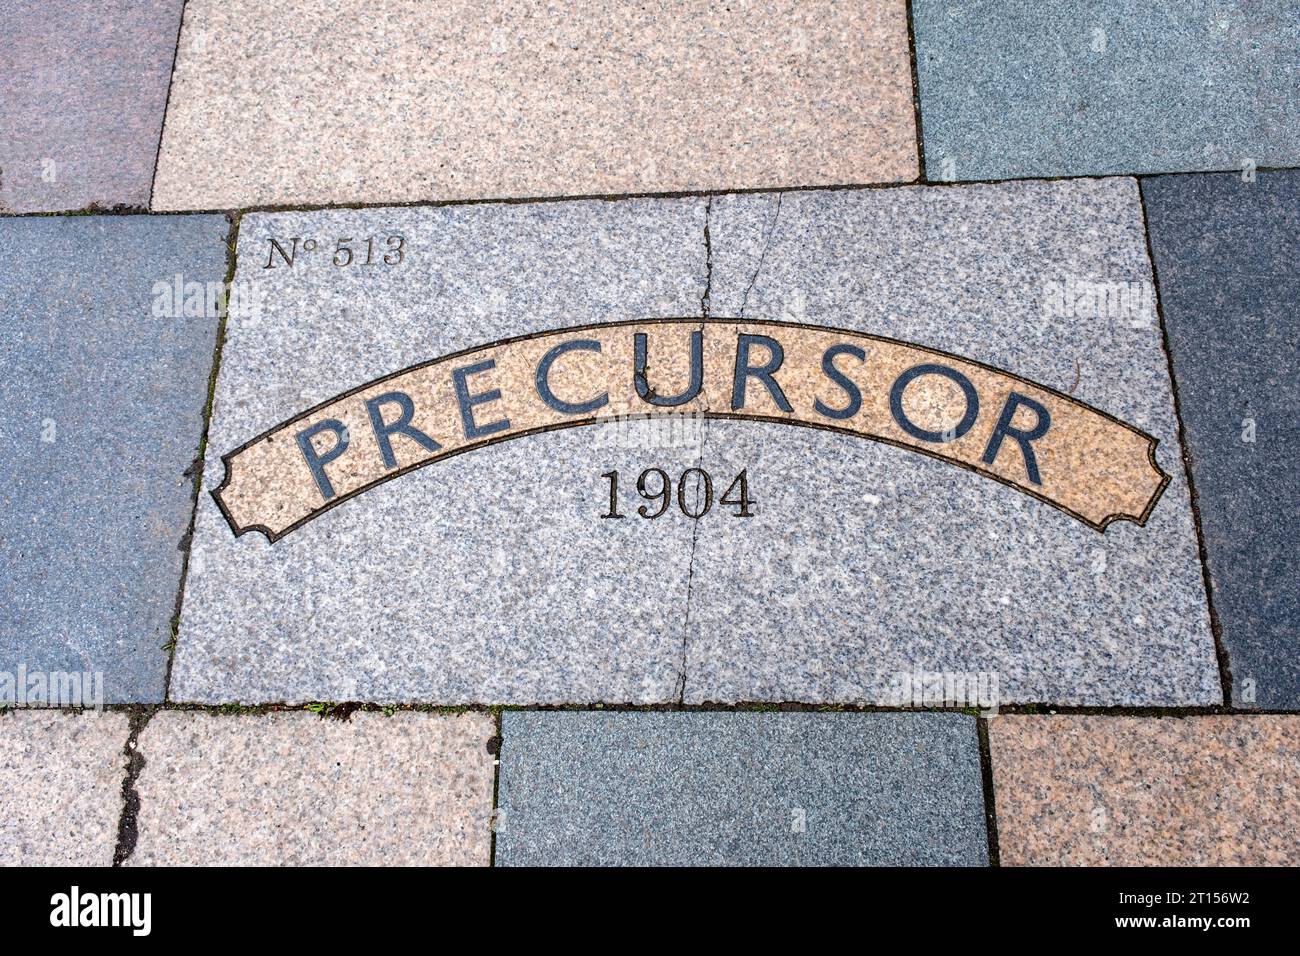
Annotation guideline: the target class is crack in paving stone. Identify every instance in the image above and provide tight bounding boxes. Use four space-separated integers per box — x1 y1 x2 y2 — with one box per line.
112 707 155 867
678 198 714 704
124 710 496 865
738 192 783 319
976 716 1002 867
677 180 1219 706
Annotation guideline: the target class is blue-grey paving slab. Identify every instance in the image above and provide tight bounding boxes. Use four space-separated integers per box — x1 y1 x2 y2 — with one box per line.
1142 171 1300 708
688 179 1219 706
912 0 1300 181
0 215 228 703
496 711 988 866
0 1 185 213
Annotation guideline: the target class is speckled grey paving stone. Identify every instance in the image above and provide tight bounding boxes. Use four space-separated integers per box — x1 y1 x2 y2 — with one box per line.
1142 171 1300 708
0 215 229 703
178 184 1219 706
0 1 184 213
172 199 706 704
689 178 1219 706
129 711 496 865
0 711 129 866
912 0 1300 181
496 711 988 866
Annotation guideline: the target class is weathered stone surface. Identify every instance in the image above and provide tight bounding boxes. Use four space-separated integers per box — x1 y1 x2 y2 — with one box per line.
0 215 229 703
129 711 495 865
172 199 707 703
0 0 184 213
151 0 918 210
496 711 988 866
0 711 128 866
990 715 1300 866
1142 171 1300 708
175 182 1218 706
912 0 1300 180
689 178 1218 705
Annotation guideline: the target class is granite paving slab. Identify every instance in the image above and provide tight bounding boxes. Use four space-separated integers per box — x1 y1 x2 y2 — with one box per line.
688 178 1218 705
150 0 918 211
177 182 1219 706
0 215 230 704
912 0 1300 181
1141 171 1300 709
128 711 495 865
0 0 184 213
0 711 129 867
171 199 707 703
989 715 1300 866
496 711 988 866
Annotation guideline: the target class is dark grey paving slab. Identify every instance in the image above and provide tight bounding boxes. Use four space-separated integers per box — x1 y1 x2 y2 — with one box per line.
0 1 185 213
496 711 988 866
0 215 228 703
1142 171 1300 708
688 179 1218 706
172 199 707 704
912 0 1300 180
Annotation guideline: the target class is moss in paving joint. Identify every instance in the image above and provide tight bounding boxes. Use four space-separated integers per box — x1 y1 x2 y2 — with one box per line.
216 702 263 716
161 614 180 655
299 701 479 720
305 701 358 721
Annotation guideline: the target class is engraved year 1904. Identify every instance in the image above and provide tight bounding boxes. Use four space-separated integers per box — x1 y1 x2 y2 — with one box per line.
601 468 754 519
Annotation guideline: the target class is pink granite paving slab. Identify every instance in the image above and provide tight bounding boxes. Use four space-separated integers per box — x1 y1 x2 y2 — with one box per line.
152 0 918 210
990 716 1300 866
0 711 129 867
128 711 496 866
0 1 184 213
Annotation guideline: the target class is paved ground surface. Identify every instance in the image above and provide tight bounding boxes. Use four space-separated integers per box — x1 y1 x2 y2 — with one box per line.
496 711 989 866
990 716 1300 865
150 0 919 209
0 1 184 213
1 1 1295 866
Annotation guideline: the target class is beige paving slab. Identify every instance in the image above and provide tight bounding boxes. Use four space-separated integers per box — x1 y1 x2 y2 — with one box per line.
0 711 129 866
990 716 1300 866
152 0 918 210
129 711 496 866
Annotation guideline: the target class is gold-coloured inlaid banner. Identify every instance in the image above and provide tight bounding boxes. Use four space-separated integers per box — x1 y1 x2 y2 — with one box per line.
213 318 1170 541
